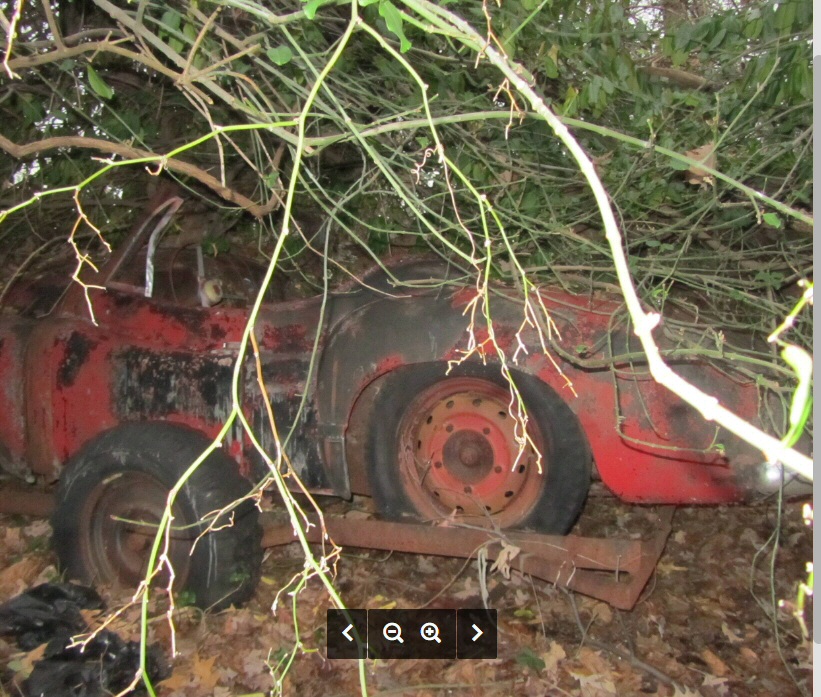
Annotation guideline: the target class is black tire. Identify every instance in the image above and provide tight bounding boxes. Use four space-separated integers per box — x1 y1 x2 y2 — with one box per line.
52 422 262 610
367 362 591 534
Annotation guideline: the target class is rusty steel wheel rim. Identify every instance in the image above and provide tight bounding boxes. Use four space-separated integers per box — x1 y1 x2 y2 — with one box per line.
78 471 191 590
397 377 547 527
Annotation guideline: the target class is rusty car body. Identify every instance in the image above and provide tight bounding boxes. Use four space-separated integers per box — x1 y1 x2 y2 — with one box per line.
0 192 807 609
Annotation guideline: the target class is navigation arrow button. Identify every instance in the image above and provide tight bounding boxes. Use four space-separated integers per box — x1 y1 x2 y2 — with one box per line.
342 624 355 642
457 609 496 659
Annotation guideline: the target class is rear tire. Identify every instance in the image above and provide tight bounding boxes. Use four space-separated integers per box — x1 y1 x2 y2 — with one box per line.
52 423 262 610
367 362 591 534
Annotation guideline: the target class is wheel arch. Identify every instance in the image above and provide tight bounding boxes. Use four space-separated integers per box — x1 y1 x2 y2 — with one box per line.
344 359 594 499
315 294 474 497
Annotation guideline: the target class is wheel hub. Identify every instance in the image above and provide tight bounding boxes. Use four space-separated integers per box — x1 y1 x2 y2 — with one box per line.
442 430 494 482
80 472 191 590
399 377 547 527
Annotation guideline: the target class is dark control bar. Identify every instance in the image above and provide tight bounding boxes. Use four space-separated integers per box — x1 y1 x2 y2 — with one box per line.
327 609 497 660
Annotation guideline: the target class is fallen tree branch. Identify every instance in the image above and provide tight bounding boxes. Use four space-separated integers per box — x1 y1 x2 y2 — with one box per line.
0 133 281 218
640 65 718 91
403 0 813 482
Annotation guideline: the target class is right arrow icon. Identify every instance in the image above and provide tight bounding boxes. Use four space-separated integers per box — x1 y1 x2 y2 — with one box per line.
471 623 483 642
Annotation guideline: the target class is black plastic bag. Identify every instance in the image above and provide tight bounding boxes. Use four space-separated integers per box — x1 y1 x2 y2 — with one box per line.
0 583 103 651
0 583 167 697
23 629 167 697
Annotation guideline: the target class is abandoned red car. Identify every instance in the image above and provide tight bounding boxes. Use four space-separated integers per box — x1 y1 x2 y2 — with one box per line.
0 194 807 609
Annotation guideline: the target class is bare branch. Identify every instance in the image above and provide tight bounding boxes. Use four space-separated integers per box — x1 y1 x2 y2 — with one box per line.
39 0 65 50
0 133 281 218
640 65 718 90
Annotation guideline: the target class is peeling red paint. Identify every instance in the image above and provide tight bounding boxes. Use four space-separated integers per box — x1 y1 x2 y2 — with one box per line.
0 197 805 509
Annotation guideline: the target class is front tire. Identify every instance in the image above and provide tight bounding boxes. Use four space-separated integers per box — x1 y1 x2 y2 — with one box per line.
52 423 262 610
367 363 591 534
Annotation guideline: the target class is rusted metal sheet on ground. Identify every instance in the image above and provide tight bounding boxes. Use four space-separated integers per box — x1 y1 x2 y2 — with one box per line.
260 509 674 610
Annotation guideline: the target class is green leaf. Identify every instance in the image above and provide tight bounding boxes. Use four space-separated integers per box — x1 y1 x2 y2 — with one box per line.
516 647 545 672
379 0 412 53
183 22 198 42
561 85 578 116
774 0 796 31
87 65 114 100
160 9 181 32
743 16 763 39
303 0 335 19
674 23 692 50
267 46 293 66
762 212 782 228
543 55 559 79
264 172 280 190
706 26 727 50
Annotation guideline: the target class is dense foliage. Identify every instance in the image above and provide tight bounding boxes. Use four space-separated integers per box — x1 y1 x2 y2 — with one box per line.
0 0 813 383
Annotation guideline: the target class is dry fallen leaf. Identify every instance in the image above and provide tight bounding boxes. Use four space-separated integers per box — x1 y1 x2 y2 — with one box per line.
577 646 611 674
592 602 613 624
672 685 701 697
721 621 744 644
739 646 759 664
685 142 716 185
0 558 43 598
542 641 566 675
193 654 220 691
570 671 618 697
23 520 51 539
703 673 730 695
490 541 521 579
656 561 688 574
159 670 191 691
700 648 728 676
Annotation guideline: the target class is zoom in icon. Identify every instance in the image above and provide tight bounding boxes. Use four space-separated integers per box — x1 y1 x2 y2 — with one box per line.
420 622 441 643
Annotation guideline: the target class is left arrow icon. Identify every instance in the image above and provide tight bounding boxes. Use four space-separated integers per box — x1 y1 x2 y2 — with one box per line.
342 624 355 642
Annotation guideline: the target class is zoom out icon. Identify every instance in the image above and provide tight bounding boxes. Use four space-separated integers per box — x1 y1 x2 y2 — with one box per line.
383 622 404 643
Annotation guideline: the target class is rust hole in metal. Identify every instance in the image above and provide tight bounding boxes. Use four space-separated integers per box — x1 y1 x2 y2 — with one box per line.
434 461 442 468
446 400 454 409
504 490 514 498
518 464 526 473
446 424 454 433
482 427 490 435
472 398 482 407
464 486 472 494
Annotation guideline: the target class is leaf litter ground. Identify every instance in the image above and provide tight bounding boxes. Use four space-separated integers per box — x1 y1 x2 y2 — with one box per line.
0 495 811 697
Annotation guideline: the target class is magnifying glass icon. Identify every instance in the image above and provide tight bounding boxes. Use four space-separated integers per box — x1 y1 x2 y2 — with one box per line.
420 622 441 643
383 622 404 643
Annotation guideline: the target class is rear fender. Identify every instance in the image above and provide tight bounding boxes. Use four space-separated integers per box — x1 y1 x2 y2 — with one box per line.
315 291 471 497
